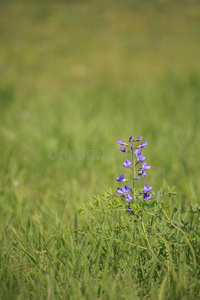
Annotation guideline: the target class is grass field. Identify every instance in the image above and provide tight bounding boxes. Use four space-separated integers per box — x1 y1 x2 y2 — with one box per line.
0 0 200 299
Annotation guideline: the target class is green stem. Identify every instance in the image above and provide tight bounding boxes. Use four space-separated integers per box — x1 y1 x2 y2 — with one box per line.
133 151 136 201
140 217 161 263
80 231 148 250
146 210 189 237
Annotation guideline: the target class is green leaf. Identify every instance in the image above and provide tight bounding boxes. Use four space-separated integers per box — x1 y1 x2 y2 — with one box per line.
77 205 86 214
173 221 185 227
173 207 182 219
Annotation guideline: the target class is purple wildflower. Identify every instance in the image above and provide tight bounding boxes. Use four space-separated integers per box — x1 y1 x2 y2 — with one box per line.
118 140 126 145
116 174 125 182
143 193 152 201
138 170 147 178
134 149 142 156
143 184 153 193
141 162 151 170
139 142 147 148
123 159 132 168
129 135 134 142
117 185 131 195
116 135 152 205
137 155 145 162
143 184 152 201
126 194 132 203
120 147 126 152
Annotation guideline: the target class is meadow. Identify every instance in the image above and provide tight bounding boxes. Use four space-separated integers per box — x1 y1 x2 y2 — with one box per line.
0 0 200 299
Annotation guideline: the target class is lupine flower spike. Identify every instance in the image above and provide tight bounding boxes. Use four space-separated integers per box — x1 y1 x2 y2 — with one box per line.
116 135 152 212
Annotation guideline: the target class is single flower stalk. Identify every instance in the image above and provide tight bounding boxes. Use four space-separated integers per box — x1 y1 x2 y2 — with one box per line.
116 135 152 206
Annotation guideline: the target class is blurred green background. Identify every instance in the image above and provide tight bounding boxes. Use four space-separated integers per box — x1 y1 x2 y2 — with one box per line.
0 0 200 224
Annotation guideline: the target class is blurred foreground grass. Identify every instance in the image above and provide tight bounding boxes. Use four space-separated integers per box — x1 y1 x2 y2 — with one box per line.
0 0 200 298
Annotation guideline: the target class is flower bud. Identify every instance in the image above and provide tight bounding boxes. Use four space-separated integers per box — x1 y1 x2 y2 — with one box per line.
139 142 147 148
129 135 134 142
118 140 126 145
120 147 126 152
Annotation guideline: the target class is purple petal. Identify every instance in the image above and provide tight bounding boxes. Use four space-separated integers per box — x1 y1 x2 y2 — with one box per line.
143 193 148 200
137 155 145 162
126 159 131 166
142 162 146 169
147 193 152 200
117 186 126 195
117 189 124 195
136 137 143 141
126 194 132 203
142 162 151 170
145 165 151 170
120 147 126 152
125 185 131 193
135 177 140 180
118 140 125 145
143 193 152 200
139 142 147 148
116 174 125 182
123 159 131 168
131 144 135 150
121 187 126 193
143 184 152 193
139 170 147 177
134 149 142 156
143 184 148 192
129 135 134 141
